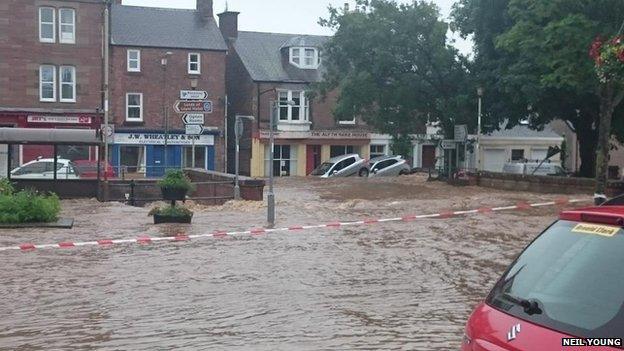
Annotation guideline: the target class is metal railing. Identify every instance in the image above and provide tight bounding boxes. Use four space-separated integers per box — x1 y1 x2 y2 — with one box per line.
106 179 235 205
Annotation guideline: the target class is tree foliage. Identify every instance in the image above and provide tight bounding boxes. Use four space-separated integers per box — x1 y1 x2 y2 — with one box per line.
317 0 472 157
452 0 624 177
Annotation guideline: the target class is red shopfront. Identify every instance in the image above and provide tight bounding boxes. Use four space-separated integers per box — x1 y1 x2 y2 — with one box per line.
0 112 102 165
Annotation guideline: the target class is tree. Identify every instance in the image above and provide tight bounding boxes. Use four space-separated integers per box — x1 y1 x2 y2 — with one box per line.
452 0 624 177
316 0 471 157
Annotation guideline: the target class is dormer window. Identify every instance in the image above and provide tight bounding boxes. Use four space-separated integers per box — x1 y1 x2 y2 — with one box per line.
289 47 320 69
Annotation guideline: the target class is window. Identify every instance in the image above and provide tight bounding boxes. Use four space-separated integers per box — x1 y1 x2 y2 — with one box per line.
370 144 387 158
119 146 146 174
278 90 309 122
39 65 56 102
59 66 76 102
127 49 141 72
330 145 355 158
182 146 206 169
126 93 143 121
289 47 320 69
338 116 356 125
188 53 201 74
264 145 297 177
39 7 55 43
511 149 525 161
59 8 75 44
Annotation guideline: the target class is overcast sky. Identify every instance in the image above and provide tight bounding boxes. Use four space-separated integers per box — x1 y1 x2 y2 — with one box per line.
122 0 472 55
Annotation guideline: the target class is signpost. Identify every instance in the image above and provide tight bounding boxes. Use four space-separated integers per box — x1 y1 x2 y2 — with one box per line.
180 90 208 100
173 100 213 114
185 124 204 135
182 113 205 125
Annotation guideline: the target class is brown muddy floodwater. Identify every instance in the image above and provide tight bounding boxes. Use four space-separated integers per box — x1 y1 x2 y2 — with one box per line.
0 175 589 350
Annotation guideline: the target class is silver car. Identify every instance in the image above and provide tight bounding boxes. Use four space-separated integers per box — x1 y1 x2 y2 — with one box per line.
368 155 411 177
311 154 369 178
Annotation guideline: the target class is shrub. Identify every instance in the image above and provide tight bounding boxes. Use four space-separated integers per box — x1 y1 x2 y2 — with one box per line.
148 205 193 217
157 170 195 192
0 190 61 224
0 178 14 196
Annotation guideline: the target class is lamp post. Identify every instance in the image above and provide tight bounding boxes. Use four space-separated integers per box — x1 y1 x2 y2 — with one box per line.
476 87 484 171
267 99 295 227
234 114 254 200
161 52 173 174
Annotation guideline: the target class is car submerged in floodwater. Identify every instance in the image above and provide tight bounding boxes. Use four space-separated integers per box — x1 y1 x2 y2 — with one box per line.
310 154 369 178
462 203 624 350
368 155 411 177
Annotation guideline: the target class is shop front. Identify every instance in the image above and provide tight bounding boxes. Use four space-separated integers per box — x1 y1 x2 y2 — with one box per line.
110 130 216 178
249 130 371 177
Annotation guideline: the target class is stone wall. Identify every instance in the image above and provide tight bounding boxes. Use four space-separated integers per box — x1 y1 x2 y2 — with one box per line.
477 172 624 196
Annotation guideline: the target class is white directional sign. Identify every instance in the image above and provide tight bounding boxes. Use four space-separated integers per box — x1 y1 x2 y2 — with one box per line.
182 113 205 125
180 90 208 100
441 140 456 150
185 124 204 135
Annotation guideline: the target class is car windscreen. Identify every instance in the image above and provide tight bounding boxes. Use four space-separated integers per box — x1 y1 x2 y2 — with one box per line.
487 220 624 339
311 162 334 176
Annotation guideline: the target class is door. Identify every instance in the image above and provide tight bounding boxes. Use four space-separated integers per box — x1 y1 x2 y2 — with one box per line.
421 145 436 169
377 159 400 176
483 149 507 172
306 145 321 175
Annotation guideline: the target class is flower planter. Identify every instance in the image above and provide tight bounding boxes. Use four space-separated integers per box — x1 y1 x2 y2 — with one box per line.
161 187 188 201
153 213 193 224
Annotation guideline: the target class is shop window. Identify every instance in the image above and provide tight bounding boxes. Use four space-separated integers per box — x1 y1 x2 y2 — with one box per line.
264 145 297 177
370 144 387 158
119 145 145 175
59 8 75 44
330 145 355 158
511 149 525 162
182 146 206 169
127 49 141 72
39 7 55 43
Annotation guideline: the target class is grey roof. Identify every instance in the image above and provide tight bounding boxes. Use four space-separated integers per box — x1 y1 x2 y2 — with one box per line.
110 4 227 51
233 31 330 83
485 123 562 139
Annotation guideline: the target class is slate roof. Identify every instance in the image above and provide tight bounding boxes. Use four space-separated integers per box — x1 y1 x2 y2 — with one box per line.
485 123 562 139
233 31 330 83
110 4 227 51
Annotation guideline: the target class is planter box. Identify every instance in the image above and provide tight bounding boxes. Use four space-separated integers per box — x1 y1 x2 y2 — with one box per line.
161 187 188 201
153 213 193 224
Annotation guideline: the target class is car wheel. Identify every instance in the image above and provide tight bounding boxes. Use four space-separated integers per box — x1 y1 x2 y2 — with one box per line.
359 168 369 177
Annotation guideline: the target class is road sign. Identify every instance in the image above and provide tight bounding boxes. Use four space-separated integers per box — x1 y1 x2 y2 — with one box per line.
180 90 208 100
441 139 456 149
174 100 213 113
182 113 205 125
454 124 468 142
185 124 204 135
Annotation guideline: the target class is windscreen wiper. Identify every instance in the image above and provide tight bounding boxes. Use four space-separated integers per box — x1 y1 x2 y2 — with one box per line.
501 293 543 316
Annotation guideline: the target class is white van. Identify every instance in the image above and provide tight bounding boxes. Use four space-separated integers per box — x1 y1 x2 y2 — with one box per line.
502 162 567 176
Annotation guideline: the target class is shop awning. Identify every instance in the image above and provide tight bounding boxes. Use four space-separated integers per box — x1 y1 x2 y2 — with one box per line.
0 128 102 145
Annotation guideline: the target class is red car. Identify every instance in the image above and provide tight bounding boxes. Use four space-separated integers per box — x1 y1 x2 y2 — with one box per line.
462 205 623 350
73 160 116 179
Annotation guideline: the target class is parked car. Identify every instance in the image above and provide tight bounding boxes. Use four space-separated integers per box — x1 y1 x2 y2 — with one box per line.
502 161 568 176
73 160 116 179
368 155 411 177
462 205 623 351
10 158 79 179
310 154 369 178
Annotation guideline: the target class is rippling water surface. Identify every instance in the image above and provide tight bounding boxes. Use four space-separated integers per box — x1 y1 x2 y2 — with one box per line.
0 177 569 350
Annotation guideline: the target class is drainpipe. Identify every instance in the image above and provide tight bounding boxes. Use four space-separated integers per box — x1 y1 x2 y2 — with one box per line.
103 2 110 181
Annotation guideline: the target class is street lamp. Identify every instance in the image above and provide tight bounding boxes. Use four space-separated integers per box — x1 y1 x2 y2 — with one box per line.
267 99 295 228
476 87 484 171
234 114 255 200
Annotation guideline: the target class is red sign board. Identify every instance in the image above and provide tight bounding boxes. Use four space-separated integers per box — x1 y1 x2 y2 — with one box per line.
173 100 213 113
27 115 92 125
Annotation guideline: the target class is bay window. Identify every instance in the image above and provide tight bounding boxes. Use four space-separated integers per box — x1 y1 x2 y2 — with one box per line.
289 47 320 69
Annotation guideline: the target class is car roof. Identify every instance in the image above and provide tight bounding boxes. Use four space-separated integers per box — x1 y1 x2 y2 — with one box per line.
370 155 401 162
327 153 361 163
24 158 71 163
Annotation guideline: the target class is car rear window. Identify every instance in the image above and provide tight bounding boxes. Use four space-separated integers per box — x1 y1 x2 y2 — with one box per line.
487 220 623 339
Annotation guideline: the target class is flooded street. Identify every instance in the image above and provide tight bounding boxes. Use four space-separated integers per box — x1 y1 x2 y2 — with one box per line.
0 175 588 350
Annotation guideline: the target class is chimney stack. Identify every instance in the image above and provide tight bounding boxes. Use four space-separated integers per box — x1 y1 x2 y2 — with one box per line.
197 0 214 20
218 11 240 41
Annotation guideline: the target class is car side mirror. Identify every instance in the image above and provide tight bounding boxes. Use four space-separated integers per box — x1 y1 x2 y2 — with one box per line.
332 170 338 175
373 169 378 174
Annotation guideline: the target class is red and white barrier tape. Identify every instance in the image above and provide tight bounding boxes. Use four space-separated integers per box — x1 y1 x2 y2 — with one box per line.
0 198 589 253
